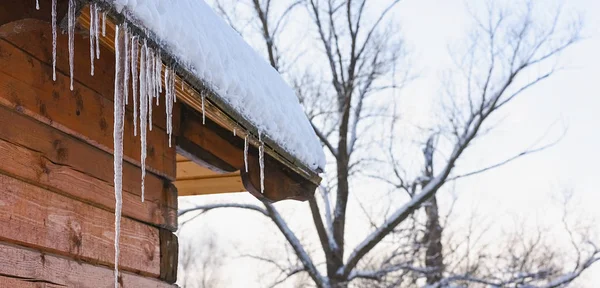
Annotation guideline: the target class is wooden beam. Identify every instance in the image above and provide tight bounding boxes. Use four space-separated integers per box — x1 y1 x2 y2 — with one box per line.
0 19 176 180
0 173 161 277
159 229 178 284
177 160 224 178
178 107 317 201
175 176 245 196
0 241 176 287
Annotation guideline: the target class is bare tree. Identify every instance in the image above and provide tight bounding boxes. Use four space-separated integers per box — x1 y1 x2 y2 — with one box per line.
180 1 597 287
178 232 225 288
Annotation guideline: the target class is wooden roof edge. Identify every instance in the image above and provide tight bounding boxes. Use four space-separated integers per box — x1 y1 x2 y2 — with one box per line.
77 2 323 187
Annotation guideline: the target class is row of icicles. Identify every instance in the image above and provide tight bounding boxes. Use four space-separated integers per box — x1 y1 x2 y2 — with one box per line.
42 1 266 287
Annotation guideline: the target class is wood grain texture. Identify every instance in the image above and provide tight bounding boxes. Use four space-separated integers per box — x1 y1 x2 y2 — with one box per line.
159 229 178 284
0 173 161 277
175 176 245 196
0 241 176 287
179 107 317 201
0 19 176 180
0 104 176 231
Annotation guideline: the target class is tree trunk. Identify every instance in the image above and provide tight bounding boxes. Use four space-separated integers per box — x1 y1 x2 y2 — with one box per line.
423 196 444 284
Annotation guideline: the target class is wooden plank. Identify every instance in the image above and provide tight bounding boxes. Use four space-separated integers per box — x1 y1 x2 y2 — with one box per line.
0 242 176 287
177 161 231 179
0 133 175 232
159 229 178 284
0 173 161 277
0 21 176 180
175 176 246 196
0 275 62 288
0 104 176 231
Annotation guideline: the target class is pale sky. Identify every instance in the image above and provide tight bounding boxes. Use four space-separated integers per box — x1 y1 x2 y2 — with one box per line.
178 0 600 287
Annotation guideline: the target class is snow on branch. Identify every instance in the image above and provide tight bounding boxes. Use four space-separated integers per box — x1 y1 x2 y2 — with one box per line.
178 203 268 218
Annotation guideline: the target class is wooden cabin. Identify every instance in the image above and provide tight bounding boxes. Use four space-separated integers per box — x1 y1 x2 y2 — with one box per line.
0 1 323 287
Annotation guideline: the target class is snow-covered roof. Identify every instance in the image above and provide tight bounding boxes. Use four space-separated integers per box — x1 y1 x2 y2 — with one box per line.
107 0 326 172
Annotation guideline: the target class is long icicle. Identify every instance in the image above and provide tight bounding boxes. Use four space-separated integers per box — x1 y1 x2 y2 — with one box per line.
102 12 106 36
36 0 40 10
132 36 138 136
51 0 57 81
95 4 100 59
164 69 171 147
155 52 160 106
244 135 249 173
201 90 206 125
112 24 124 288
68 0 75 91
124 25 129 106
147 48 153 131
139 40 148 203
89 4 95 76
259 131 265 194
156 53 162 106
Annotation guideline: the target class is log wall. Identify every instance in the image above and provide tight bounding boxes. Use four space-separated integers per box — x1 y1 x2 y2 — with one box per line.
0 4 178 286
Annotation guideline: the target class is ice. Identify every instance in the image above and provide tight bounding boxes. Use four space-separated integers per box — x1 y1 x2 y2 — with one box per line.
89 5 95 76
147 48 153 131
51 0 56 81
124 25 129 106
233 128 236 136
112 24 125 288
68 0 75 91
102 12 106 37
155 54 161 106
36 0 39 10
201 90 206 125
259 131 264 194
244 135 248 173
165 69 171 146
157 52 162 96
132 36 139 136
165 68 174 147
139 40 148 203
104 0 326 171
95 5 100 59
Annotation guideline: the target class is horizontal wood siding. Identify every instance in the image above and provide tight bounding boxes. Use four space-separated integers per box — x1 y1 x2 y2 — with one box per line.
0 241 176 287
0 9 177 286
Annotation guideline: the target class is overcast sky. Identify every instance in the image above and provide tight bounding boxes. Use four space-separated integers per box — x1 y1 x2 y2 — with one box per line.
179 0 600 286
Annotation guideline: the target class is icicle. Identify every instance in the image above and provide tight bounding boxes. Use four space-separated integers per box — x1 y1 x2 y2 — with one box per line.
95 4 100 59
102 12 106 37
147 48 153 131
157 52 163 94
259 131 265 194
244 135 249 173
201 90 206 125
89 4 95 76
155 56 161 106
139 40 148 203
51 0 57 81
170 70 175 145
36 0 40 10
132 36 138 136
124 25 129 106
233 128 237 137
112 24 125 288
68 0 75 91
165 69 171 147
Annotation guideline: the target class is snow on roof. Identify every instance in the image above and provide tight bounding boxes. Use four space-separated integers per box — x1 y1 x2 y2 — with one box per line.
108 0 326 172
